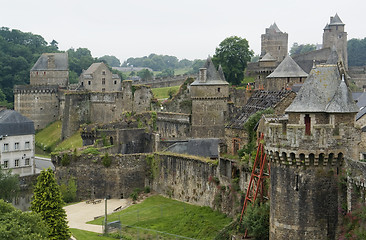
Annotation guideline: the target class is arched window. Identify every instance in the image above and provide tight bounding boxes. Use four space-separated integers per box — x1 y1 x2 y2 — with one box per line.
110 137 114 145
290 152 296 163
319 153 325 165
300 153 305 164
282 152 287 162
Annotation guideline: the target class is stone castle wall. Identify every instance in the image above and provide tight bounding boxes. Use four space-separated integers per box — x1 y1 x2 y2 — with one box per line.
52 152 251 216
14 85 60 130
30 70 68 87
156 112 191 140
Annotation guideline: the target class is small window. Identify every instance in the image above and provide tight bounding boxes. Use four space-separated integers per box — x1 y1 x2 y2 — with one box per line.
102 88 105 92
81 82 84 86
3 143 9 151
25 158 30 166
102 78 105 85
25 141 30 149
88 81 91 85
3 160 8 169
15 159 19 167
218 88 220 92
15 142 19 150
114 80 117 85
278 46 281 50
102 71 106 75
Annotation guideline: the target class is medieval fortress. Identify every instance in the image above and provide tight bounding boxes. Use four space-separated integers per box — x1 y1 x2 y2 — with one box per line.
13 14 366 239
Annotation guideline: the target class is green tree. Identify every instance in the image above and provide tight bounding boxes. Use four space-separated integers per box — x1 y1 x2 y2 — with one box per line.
0 166 20 201
348 38 366 66
31 168 70 240
156 68 175 78
60 177 77 203
290 42 316 56
98 55 121 67
241 202 270 240
138 69 154 81
212 36 254 85
0 199 49 240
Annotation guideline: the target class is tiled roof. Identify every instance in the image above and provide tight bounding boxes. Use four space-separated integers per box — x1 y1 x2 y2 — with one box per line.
267 55 308 78
31 53 68 71
286 65 357 113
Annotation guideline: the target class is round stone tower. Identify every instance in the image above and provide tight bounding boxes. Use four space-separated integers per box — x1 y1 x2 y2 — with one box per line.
264 64 360 239
190 58 229 139
323 14 348 69
261 23 288 63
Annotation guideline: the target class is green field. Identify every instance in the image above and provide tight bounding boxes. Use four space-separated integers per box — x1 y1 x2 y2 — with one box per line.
35 121 83 156
88 195 231 240
70 229 116 240
151 85 180 100
35 121 62 152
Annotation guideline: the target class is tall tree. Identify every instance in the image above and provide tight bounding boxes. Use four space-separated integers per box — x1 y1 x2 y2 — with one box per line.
212 36 253 85
98 55 121 67
0 166 20 201
0 199 49 239
290 42 316 56
31 168 70 240
348 38 366 66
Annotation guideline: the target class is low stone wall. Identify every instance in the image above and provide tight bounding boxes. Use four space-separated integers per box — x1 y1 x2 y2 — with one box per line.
52 151 251 216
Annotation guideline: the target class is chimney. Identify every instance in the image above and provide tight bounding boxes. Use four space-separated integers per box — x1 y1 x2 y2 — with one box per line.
199 68 207 82
47 55 56 69
330 16 334 22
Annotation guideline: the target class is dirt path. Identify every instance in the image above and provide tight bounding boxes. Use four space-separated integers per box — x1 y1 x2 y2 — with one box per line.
64 199 130 234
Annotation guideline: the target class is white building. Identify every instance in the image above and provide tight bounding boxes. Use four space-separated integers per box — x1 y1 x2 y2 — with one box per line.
0 109 35 176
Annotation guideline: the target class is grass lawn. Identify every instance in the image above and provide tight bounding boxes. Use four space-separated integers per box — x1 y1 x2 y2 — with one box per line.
151 85 180 100
54 129 83 152
35 121 83 153
35 120 62 151
88 195 231 240
70 229 116 240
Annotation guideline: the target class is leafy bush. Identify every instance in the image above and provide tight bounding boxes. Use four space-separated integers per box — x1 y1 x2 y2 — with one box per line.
61 154 70 166
81 147 100 155
240 202 269 240
60 177 77 203
144 186 151 193
102 153 112 167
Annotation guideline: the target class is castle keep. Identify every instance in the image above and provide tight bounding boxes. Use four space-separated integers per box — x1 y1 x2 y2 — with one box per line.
14 53 68 129
264 64 360 239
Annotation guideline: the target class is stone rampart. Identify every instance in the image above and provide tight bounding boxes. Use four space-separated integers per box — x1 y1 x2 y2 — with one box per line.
52 151 251 216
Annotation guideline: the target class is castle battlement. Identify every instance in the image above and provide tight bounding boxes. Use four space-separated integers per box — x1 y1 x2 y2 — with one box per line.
14 85 59 94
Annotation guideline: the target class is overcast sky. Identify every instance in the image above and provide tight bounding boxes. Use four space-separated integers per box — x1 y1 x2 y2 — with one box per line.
1 0 365 63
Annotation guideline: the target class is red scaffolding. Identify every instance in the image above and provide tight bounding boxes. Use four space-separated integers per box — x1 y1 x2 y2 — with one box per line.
239 133 270 237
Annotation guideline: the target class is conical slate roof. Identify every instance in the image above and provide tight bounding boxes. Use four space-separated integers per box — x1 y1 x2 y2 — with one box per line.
218 65 226 82
191 58 229 86
286 64 357 113
269 23 282 33
267 55 308 78
259 52 276 62
329 13 345 26
325 76 359 113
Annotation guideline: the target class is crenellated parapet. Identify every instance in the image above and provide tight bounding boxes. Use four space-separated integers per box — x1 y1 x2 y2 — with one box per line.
14 85 59 94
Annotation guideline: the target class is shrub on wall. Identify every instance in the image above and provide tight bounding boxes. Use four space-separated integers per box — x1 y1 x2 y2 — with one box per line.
61 154 70 166
102 153 112 167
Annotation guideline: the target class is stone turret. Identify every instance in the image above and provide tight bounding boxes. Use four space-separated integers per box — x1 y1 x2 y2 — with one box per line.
265 63 360 239
261 23 288 62
323 14 348 69
190 58 229 139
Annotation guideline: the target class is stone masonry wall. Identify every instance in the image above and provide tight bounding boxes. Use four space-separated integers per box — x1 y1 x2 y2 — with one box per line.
53 152 251 216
